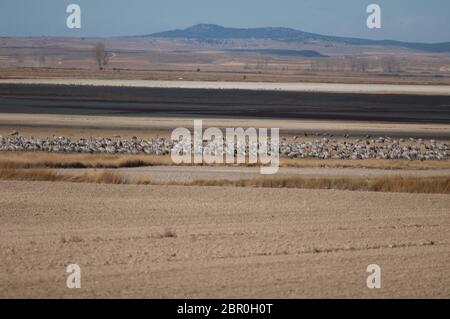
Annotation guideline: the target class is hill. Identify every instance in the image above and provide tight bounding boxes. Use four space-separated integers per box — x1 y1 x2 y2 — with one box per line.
148 24 450 53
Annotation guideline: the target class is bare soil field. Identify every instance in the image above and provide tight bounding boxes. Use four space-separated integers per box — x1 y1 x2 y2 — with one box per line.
4 67 450 86
2 66 450 86
5 66 450 86
0 181 449 298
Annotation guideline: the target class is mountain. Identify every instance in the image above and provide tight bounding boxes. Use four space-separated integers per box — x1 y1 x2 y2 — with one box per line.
150 24 321 41
148 24 450 53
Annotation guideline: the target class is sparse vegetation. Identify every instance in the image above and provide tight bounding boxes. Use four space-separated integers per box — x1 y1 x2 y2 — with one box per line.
186 175 450 194
281 157 450 170
60 235 83 244
0 152 172 169
0 168 151 185
160 229 177 238
0 165 449 193
0 152 448 170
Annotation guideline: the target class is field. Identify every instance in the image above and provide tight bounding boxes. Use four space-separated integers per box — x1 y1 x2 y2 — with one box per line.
1 180 449 298
0 76 449 298
2 36 450 86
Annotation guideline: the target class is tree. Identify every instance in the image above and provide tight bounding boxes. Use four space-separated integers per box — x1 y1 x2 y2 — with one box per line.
381 56 399 73
94 42 108 70
351 57 369 73
37 55 46 67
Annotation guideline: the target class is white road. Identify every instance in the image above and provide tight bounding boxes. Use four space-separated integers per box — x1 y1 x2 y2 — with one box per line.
1 78 450 95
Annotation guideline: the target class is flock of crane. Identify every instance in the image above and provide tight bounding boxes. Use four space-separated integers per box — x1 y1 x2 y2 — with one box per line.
0 131 448 161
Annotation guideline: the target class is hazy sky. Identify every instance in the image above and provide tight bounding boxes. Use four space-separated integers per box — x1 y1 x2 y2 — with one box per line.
0 0 449 42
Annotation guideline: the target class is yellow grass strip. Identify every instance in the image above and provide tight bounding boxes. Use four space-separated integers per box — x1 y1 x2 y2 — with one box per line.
0 152 449 170
0 152 172 169
2 167 448 194
280 158 450 170
0 169 151 185
186 175 450 194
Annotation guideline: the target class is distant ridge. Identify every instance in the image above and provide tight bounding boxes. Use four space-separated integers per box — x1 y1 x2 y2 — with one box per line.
147 24 450 53
228 49 327 58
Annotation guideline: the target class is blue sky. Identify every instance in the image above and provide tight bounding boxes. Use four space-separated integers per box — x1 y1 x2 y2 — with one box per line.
0 0 449 42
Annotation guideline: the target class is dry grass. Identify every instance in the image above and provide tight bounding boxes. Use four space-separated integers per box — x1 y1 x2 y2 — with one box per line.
1 152 449 193
0 152 172 169
0 152 448 170
60 235 83 244
0 168 151 185
160 229 177 238
1 166 449 193
187 175 450 194
280 157 450 170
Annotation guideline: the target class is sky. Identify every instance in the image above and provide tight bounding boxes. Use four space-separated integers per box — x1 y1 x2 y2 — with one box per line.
0 0 449 43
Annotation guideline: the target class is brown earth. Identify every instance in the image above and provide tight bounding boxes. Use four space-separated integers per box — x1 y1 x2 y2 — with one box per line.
0 181 449 298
